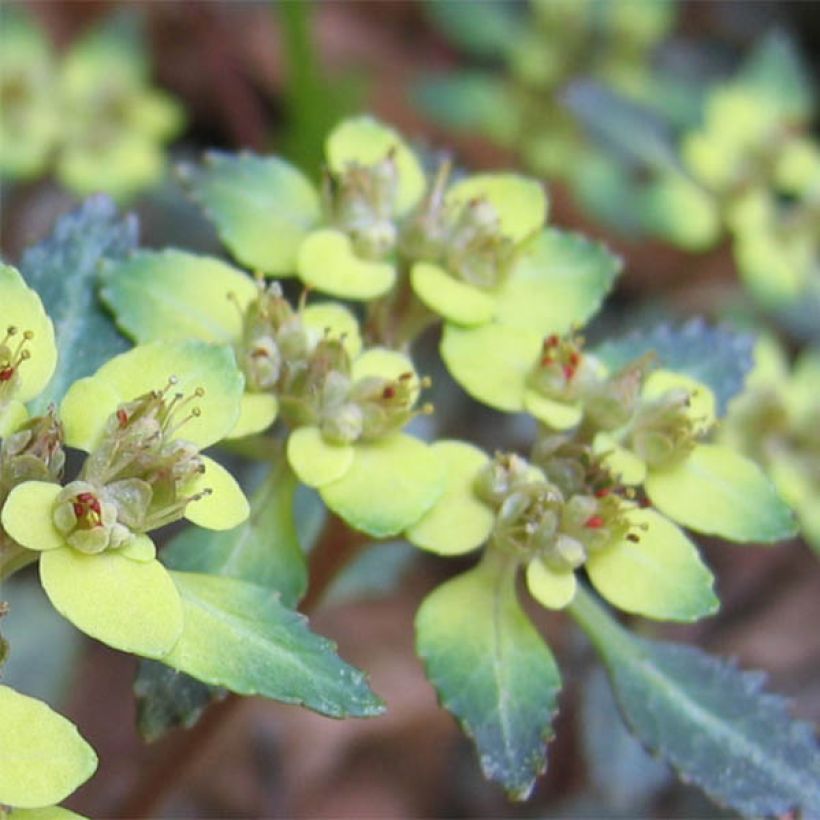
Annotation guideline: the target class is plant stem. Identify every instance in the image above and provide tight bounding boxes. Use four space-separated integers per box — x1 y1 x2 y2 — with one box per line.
114 513 371 818
566 583 630 661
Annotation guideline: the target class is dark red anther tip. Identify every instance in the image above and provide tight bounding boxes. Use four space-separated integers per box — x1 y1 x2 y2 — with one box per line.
0 367 14 382
585 515 605 529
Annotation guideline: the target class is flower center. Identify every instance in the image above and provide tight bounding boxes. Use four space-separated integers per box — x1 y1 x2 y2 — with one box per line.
0 326 33 399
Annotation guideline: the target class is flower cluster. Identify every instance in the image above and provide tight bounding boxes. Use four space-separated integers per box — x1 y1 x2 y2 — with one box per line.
0 269 248 659
0 8 182 199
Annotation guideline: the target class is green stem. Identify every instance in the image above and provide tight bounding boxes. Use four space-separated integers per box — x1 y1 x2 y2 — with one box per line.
0 539 38 583
566 583 630 660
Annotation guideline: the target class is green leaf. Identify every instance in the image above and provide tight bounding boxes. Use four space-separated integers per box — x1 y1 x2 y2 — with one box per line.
20 196 136 413
162 458 308 607
412 72 519 145
138 459 311 740
569 587 820 817
494 228 621 336
646 444 797 543
416 555 561 799
134 659 223 742
100 249 257 344
163 571 385 718
563 80 681 174
594 319 755 415
424 0 522 59
179 151 320 275
0 684 97 809
738 31 813 122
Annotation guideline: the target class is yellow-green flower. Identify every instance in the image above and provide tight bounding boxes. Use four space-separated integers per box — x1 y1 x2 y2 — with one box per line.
0 264 58 437
1 341 248 659
405 442 717 620
0 684 96 816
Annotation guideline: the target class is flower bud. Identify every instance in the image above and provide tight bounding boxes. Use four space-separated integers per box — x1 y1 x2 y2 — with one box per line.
53 481 128 555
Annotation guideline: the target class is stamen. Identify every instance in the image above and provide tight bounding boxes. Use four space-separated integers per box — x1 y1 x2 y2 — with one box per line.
585 515 605 529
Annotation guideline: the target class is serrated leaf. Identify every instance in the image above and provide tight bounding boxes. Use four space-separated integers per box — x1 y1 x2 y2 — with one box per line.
134 659 224 742
594 319 755 415
162 571 384 719
179 151 320 275
416 555 561 799
570 587 820 818
19 195 136 413
137 459 312 739
162 459 308 607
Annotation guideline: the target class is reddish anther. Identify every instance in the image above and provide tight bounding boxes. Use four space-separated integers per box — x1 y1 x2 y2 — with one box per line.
0 366 14 382
72 501 85 518
594 487 610 498
541 356 553 366
585 515 605 529
563 364 575 380
569 352 581 367
116 408 129 428
251 347 269 358
546 334 559 347
382 385 397 400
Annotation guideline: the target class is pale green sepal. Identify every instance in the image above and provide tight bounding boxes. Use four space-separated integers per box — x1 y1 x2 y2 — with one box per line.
440 323 542 412
445 173 547 242
643 369 716 430
587 509 718 622
180 151 320 275
526 559 577 609
298 229 396 300
351 347 415 383
415 556 561 799
410 262 495 326
0 685 97 810
62 340 244 451
40 549 183 659
58 376 122 453
100 250 258 344
1 481 64 551
405 440 493 555
320 434 445 537
302 302 362 359
164 571 385 717
119 534 156 563
0 400 28 437
326 116 425 214
493 229 620 335
593 433 647 485
184 456 250 531
287 426 354 488
0 263 58 402
646 444 797 543
226 392 278 440
523 389 582 430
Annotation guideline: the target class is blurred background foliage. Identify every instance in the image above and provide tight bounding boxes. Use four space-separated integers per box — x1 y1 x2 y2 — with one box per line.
1 1 818 817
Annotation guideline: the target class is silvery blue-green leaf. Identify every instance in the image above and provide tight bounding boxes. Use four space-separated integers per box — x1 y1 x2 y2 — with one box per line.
20 195 136 412
416 554 561 799
163 572 384 718
562 80 681 175
581 667 670 811
134 659 223 742
570 587 820 818
324 541 416 605
594 319 755 415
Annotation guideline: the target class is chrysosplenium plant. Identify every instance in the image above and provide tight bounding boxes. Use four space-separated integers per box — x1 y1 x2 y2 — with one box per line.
2 120 819 816
0 8 182 200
